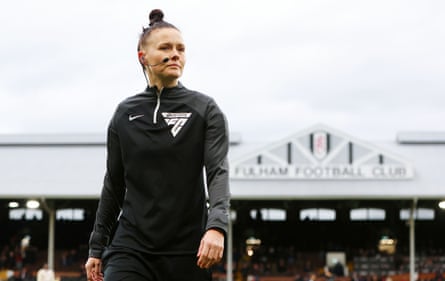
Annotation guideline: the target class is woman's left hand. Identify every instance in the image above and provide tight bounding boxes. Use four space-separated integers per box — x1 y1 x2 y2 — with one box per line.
196 229 224 269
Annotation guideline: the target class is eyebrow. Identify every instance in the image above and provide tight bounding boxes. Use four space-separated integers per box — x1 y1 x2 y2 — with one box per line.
158 41 185 46
157 42 186 49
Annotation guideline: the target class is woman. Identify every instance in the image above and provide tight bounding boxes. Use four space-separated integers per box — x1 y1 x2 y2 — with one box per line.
85 9 230 281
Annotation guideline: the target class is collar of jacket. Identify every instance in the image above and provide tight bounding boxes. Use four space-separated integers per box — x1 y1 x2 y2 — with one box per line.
145 81 185 96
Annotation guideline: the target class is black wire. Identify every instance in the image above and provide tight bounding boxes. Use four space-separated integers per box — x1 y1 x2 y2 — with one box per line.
142 66 149 86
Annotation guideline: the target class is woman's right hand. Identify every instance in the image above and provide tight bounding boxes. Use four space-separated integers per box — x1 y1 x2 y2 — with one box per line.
85 257 103 281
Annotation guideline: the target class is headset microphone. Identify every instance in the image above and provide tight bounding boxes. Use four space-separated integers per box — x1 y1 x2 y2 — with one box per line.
141 57 170 85
149 57 169 67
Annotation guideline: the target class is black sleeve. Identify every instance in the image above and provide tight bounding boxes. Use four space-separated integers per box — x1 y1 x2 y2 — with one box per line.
203 98 231 235
88 117 126 258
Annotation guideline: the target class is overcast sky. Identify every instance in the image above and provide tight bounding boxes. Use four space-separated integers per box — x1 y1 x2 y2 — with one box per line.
1 0 444 142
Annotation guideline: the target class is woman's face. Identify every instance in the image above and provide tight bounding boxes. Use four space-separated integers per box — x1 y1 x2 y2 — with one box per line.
142 28 186 84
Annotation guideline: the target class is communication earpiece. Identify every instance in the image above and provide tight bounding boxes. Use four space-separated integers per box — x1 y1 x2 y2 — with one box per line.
138 51 149 85
138 51 146 66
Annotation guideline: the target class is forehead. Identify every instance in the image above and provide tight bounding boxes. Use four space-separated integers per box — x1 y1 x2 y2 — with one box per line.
146 28 184 46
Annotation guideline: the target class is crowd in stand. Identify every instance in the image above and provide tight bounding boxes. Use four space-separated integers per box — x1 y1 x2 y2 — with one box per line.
0 234 85 281
2 235 445 281
1 244 35 280
211 245 445 281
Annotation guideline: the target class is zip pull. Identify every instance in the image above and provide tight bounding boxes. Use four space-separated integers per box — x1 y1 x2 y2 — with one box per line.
153 89 163 124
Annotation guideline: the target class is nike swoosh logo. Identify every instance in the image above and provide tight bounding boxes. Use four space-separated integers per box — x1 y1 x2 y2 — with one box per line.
129 114 144 121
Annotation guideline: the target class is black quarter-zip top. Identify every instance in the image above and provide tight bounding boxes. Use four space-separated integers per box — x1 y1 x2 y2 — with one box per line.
88 82 230 257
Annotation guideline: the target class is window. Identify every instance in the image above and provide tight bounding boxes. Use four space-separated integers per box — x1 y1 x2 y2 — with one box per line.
56 209 85 221
9 208 43 220
350 208 385 221
400 208 434 220
250 208 286 221
300 208 336 221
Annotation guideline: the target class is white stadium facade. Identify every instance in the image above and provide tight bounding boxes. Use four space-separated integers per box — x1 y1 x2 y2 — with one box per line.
1 124 445 281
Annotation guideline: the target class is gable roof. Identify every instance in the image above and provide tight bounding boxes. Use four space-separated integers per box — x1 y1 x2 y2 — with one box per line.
230 123 414 180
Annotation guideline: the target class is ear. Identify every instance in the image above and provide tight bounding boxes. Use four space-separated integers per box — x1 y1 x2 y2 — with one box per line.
138 51 145 65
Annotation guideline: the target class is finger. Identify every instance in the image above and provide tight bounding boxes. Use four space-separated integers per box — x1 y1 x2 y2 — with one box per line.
205 242 222 260
92 270 104 281
197 249 208 268
197 245 210 268
198 257 210 269
197 237 210 260
215 250 223 264
197 256 205 268
207 250 222 268
85 263 94 280
94 272 104 281
203 248 220 268
93 263 102 279
207 246 217 261
197 239 204 257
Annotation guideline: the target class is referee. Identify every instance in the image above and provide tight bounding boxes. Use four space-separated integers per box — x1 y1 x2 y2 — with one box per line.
85 9 230 281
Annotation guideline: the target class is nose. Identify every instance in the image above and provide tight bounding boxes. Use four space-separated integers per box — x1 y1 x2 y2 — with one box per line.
170 53 179 61
169 47 182 61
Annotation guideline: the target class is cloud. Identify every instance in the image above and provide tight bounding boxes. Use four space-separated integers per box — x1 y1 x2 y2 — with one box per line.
0 0 444 140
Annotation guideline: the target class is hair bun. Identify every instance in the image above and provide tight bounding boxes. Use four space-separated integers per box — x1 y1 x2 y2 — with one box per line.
149 9 164 26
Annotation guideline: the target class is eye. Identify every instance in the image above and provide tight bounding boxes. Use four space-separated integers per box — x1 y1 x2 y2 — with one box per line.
158 43 171 51
177 45 186 52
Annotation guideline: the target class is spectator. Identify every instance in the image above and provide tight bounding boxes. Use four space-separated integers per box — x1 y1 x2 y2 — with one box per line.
7 268 23 281
36 263 55 281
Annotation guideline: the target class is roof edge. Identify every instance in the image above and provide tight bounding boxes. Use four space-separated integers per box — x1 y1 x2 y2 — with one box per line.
0 133 106 146
397 131 445 144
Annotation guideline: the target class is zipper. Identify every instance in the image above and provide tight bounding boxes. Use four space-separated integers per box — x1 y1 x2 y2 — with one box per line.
153 89 163 124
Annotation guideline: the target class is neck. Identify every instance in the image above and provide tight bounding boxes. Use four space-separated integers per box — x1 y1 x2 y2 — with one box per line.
148 75 178 91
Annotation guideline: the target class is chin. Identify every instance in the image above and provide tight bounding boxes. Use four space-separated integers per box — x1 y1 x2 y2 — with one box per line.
166 71 182 79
